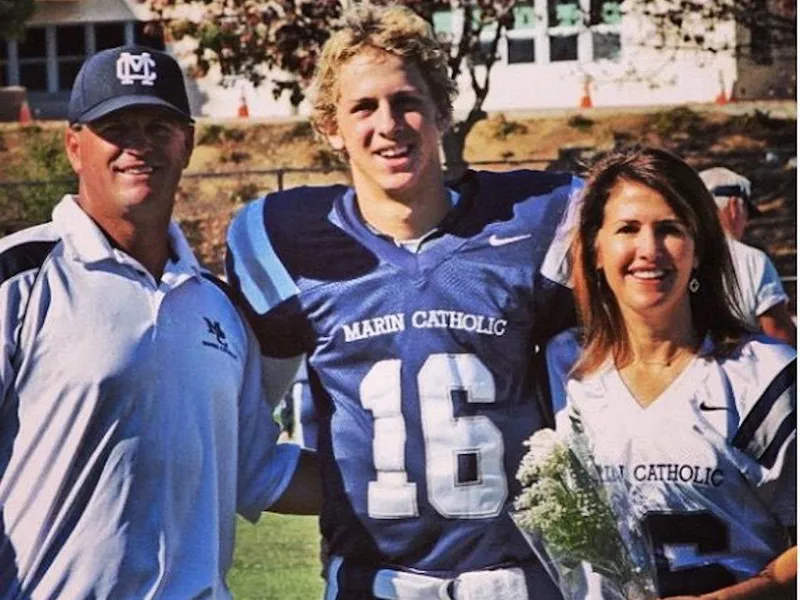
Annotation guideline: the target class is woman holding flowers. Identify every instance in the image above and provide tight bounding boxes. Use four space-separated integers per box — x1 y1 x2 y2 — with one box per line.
546 146 796 599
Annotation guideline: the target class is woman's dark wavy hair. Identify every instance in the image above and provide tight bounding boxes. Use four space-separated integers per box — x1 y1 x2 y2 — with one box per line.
571 145 751 378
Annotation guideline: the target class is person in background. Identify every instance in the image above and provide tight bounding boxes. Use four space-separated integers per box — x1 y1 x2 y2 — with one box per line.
547 146 795 599
277 363 319 449
225 2 580 598
699 166 795 345
0 45 319 598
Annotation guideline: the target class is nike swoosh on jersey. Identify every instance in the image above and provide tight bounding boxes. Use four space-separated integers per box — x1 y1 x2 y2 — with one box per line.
699 401 730 411
488 233 533 246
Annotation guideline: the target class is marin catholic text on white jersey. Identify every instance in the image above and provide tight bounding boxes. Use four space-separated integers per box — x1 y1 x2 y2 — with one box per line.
546 328 796 598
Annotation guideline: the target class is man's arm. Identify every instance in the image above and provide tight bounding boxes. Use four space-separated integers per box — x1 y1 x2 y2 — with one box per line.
663 545 796 600
268 448 322 515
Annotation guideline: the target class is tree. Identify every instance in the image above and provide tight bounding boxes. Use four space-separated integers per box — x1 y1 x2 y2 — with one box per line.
0 0 36 40
143 0 517 168
143 0 795 167
633 0 795 60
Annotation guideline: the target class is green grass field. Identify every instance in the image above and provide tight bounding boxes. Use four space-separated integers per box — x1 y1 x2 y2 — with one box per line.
228 514 325 599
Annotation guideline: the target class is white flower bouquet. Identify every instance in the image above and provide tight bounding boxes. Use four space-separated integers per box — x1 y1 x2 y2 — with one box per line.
514 424 658 600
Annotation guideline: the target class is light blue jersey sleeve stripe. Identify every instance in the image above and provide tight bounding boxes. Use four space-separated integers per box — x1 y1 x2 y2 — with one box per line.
227 198 299 315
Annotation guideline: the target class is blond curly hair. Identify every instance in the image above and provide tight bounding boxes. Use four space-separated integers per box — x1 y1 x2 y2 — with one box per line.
310 2 456 135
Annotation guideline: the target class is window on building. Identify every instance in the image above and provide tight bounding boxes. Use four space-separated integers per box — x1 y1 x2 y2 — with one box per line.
472 38 497 66
589 0 621 60
57 25 87 91
513 3 537 29
590 0 622 26
57 24 85 56
548 0 582 28
507 2 536 64
547 0 580 62
592 31 620 60
550 34 578 61
432 9 454 44
95 22 127 50
18 27 48 91
508 37 535 64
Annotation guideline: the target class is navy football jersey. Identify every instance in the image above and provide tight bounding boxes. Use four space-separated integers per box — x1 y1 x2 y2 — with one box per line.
226 170 580 581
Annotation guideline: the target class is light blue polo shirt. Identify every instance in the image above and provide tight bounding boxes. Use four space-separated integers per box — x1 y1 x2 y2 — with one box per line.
0 196 300 599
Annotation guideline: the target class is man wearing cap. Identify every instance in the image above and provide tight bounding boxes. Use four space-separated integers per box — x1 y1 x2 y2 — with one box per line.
700 166 795 345
0 45 320 598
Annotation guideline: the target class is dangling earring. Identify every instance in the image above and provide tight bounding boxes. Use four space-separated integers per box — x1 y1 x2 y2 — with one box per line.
689 276 701 294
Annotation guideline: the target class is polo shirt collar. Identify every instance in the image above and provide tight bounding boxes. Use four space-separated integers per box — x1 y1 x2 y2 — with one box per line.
52 195 202 277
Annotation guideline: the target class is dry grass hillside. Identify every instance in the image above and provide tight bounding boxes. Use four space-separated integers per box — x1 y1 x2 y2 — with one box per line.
0 102 795 304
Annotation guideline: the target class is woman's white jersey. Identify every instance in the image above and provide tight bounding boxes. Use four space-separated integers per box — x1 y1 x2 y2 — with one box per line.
546 330 795 596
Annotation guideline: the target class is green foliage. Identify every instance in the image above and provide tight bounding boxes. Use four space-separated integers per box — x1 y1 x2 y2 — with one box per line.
0 0 36 39
728 109 785 133
221 149 251 165
228 514 324 599
311 148 345 171
648 106 703 137
222 127 247 143
197 124 248 146
281 121 314 143
231 182 261 204
197 124 226 145
0 127 76 227
516 437 628 576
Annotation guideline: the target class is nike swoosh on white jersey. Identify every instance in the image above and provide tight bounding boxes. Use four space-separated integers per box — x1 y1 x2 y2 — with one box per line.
488 233 533 246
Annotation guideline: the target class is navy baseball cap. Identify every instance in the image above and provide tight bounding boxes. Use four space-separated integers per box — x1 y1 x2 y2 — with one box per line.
68 45 193 124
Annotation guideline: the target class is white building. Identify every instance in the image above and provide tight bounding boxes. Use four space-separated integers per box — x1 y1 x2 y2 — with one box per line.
0 0 794 120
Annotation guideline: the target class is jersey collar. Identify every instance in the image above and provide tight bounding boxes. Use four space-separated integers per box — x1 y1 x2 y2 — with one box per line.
336 171 477 255
52 195 202 278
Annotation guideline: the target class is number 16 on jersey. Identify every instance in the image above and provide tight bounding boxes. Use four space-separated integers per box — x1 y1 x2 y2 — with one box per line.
361 353 508 520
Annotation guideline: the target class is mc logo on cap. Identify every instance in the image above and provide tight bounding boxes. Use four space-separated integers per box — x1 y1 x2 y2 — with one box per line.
68 45 193 124
116 52 157 87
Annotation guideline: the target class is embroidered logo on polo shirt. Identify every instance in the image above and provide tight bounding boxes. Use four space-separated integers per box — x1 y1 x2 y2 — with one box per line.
202 317 236 359
116 51 157 86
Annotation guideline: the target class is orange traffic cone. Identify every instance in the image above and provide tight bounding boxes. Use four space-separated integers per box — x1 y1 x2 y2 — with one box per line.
579 78 593 109
18 99 32 124
237 92 249 118
715 71 728 105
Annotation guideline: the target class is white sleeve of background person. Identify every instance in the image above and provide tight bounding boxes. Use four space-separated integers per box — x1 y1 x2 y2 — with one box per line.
541 176 584 287
753 253 789 317
226 197 299 315
236 322 301 522
728 239 789 326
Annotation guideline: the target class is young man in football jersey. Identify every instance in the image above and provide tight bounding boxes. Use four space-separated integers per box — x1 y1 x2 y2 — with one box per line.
226 3 579 598
547 146 795 598
0 46 319 598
